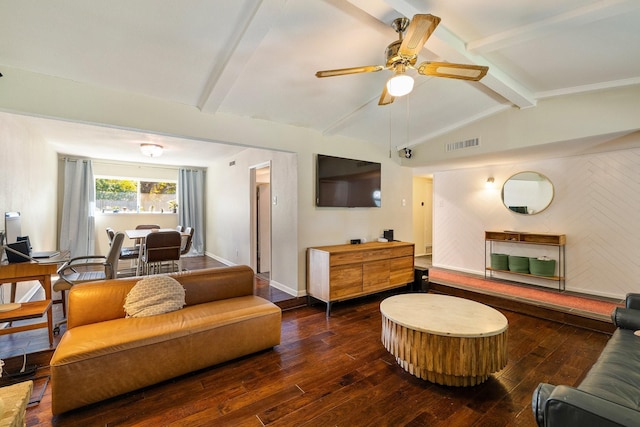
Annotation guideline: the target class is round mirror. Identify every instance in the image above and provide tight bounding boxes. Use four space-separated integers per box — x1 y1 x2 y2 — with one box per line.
501 171 554 215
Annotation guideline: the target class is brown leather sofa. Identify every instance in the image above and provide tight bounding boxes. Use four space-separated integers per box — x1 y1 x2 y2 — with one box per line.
50 265 282 415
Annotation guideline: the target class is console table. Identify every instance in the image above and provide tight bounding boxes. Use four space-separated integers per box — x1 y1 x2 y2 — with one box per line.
307 241 414 316
485 231 566 291
0 262 57 347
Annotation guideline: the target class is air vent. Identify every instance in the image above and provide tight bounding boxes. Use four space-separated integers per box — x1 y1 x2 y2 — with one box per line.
446 137 480 152
229 160 236 166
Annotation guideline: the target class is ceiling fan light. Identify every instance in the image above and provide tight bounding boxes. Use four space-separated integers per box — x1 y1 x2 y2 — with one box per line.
140 143 163 157
386 74 414 97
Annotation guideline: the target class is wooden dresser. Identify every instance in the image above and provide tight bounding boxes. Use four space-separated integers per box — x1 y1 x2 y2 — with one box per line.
307 241 414 315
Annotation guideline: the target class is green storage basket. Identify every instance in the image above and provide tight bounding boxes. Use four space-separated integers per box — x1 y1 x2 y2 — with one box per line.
490 253 509 270
529 258 556 277
508 255 530 273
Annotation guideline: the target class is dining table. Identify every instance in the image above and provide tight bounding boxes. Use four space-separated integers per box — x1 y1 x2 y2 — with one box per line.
124 228 189 276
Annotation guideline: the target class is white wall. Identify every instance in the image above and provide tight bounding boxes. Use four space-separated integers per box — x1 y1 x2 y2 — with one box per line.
0 112 58 302
433 140 640 299
206 148 299 296
0 114 58 250
409 85 640 168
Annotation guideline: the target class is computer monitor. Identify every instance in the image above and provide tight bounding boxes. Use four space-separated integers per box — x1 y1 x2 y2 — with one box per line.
4 212 21 244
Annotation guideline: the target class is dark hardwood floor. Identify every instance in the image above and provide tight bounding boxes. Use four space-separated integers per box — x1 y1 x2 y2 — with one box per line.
12 288 609 426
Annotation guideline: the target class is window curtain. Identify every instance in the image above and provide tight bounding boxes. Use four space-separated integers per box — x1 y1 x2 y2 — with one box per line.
59 158 95 258
178 168 205 255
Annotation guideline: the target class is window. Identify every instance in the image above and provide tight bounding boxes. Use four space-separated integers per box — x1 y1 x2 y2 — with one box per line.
96 177 177 213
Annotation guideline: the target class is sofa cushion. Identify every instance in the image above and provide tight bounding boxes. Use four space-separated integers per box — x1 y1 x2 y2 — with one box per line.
124 275 185 318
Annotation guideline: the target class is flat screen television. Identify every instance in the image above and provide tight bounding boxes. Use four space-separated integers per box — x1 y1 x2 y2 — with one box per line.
316 154 381 207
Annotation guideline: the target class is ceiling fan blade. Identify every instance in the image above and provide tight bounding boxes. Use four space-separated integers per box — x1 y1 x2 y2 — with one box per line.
316 65 384 78
399 14 441 58
417 61 489 81
378 86 395 106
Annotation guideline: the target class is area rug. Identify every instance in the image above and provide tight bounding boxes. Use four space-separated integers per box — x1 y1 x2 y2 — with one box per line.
428 268 623 317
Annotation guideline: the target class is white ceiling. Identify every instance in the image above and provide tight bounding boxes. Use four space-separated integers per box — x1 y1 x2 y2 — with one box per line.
1 0 640 169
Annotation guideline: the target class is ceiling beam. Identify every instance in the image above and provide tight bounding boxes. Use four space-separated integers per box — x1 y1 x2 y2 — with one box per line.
198 0 286 114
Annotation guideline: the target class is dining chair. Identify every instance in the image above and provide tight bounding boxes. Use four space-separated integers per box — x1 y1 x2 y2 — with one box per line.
180 227 194 256
105 227 115 244
137 224 160 230
133 224 160 247
141 230 182 275
53 231 125 334
178 227 195 270
107 227 138 274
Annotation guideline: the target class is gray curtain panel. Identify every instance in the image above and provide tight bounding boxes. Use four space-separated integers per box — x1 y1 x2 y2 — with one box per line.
178 168 205 256
60 158 95 258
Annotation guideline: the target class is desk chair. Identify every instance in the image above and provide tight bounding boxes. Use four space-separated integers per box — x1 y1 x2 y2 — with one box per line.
141 231 181 275
52 232 125 335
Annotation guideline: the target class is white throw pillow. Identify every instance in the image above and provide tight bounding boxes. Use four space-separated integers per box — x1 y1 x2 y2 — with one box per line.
124 275 185 318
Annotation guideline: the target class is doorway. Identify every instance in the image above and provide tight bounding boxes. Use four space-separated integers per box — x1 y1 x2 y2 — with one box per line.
412 176 433 257
250 163 271 278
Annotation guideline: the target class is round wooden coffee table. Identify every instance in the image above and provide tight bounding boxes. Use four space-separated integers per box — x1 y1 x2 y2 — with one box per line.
380 294 508 386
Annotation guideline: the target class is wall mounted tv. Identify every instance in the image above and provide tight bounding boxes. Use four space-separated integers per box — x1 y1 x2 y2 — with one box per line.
316 154 381 208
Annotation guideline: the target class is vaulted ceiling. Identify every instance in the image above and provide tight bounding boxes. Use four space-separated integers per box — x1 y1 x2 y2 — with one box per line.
1 0 639 168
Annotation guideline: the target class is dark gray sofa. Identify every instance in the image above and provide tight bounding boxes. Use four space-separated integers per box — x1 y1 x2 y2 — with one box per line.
531 293 640 427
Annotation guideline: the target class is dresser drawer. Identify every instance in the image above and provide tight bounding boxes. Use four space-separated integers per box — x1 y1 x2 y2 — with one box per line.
362 249 391 262
330 251 363 266
390 245 414 258
329 264 363 299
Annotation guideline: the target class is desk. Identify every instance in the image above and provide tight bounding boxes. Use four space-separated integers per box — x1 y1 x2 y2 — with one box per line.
380 294 508 386
125 229 187 275
5 252 68 304
0 262 58 347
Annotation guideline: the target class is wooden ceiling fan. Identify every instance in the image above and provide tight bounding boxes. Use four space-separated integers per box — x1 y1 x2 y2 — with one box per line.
315 14 489 106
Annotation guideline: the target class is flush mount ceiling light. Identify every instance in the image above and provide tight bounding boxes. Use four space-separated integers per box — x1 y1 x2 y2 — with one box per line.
140 143 163 157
